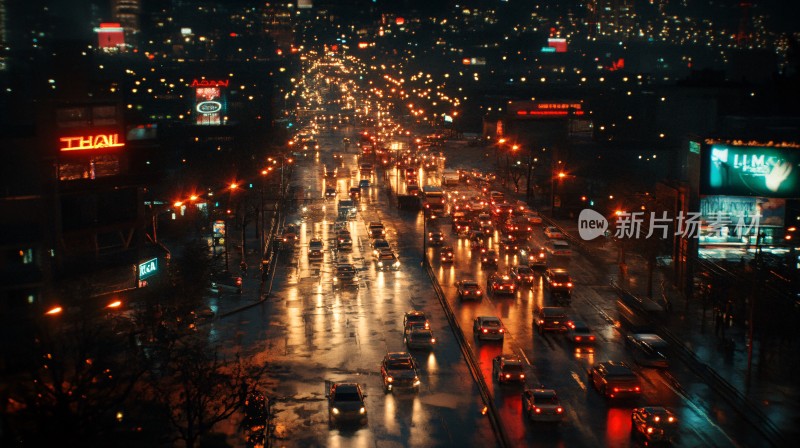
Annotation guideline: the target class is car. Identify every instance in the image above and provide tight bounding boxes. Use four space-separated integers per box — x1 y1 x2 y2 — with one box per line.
479 222 494 237
452 218 472 236
492 354 526 383
308 238 324 260
587 361 642 399
543 268 573 301
348 187 361 199
380 352 421 392
510 265 535 286
332 152 344 161
368 221 386 239
522 388 564 423
625 333 670 368
546 240 572 257
324 186 337 199
499 235 520 253
477 213 492 226
403 310 430 334
440 246 454 263
375 249 401 271
404 326 436 350
336 230 353 250
372 239 391 257
631 407 678 443
328 382 367 426
473 316 505 341
407 184 421 196
324 166 338 179
359 179 371 188
456 280 483 300
519 245 547 269
487 272 517 296
523 211 543 225
210 270 242 294
333 263 359 289
427 230 444 246
481 250 499 267
544 226 564 239
566 320 596 344
534 307 569 334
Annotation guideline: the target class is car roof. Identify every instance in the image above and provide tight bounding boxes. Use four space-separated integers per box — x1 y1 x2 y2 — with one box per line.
479 316 501 322
549 268 568 274
551 240 570 246
540 307 567 315
369 221 383 226
498 354 522 365
386 351 413 360
461 280 478 285
332 383 360 393
405 310 426 317
637 406 671 415
598 361 634 374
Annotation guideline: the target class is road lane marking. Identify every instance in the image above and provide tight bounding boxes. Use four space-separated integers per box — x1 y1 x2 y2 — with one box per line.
518 348 531 366
571 371 587 391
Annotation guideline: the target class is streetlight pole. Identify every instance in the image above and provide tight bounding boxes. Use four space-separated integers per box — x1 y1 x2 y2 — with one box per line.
525 150 535 204
422 208 428 265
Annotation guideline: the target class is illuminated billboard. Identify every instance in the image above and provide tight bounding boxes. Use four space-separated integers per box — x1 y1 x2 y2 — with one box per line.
193 79 227 126
700 142 800 198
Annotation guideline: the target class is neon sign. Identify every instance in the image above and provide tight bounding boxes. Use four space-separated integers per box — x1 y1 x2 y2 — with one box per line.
196 101 222 114
59 133 124 152
138 258 158 280
190 79 229 88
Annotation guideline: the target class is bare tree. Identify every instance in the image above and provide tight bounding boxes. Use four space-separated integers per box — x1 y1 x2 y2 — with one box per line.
148 337 267 448
5 284 147 445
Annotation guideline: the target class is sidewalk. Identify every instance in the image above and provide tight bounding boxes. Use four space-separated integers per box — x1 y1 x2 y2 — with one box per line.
544 207 799 444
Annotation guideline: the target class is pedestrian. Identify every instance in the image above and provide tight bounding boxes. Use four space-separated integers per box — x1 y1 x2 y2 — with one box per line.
714 310 723 337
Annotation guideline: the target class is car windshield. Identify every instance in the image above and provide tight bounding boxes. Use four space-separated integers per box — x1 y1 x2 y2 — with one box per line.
374 240 389 249
503 363 524 373
407 315 425 324
387 359 414 369
533 392 559 404
552 273 570 282
333 391 361 402
463 282 479 289
483 319 500 327
310 241 323 249
379 254 394 260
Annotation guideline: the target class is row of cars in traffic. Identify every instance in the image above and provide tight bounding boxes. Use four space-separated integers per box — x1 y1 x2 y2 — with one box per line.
431 171 678 442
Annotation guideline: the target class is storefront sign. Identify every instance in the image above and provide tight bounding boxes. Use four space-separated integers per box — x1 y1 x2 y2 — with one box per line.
59 133 124 152
190 79 229 88
196 101 222 114
138 258 158 280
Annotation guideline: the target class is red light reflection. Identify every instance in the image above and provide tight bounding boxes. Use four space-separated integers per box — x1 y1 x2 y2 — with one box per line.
605 407 633 446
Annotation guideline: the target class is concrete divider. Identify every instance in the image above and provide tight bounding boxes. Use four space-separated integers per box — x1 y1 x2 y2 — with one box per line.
423 259 510 448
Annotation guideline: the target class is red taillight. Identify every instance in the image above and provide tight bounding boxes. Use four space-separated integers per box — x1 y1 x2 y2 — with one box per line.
613 387 619 393
567 282 573 287
520 374 525 378
505 374 510 378
589 336 595 341
556 407 563 414
499 328 504 333
534 407 542 414
575 336 582 341
634 386 641 392
482 329 488 333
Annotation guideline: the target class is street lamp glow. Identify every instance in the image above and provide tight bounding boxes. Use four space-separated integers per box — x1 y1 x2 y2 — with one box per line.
190 195 198 201
558 172 566 179
107 300 122 308
230 183 238 190
261 170 268 175
174 201 183 207
45 306 62 315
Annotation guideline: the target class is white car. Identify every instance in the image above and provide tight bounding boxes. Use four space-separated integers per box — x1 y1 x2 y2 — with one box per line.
544 226 564 239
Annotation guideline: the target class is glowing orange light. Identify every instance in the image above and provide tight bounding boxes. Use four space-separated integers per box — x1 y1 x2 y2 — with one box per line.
107 300 122 308
46 306 63 315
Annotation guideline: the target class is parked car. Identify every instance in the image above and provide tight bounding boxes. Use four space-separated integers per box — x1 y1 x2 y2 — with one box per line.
522 388 564 423
210 270 242 294
588 361 642 399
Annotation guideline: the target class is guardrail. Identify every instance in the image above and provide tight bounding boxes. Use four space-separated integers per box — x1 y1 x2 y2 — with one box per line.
614 285 786 447
423 259 510 448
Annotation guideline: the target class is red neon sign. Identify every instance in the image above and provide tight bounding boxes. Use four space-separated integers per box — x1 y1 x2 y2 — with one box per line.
190 79 229 88
59 133 125 152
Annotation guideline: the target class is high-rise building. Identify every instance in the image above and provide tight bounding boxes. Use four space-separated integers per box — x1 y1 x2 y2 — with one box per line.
586 0 636 40
112 0 139 49
0 0 7 70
